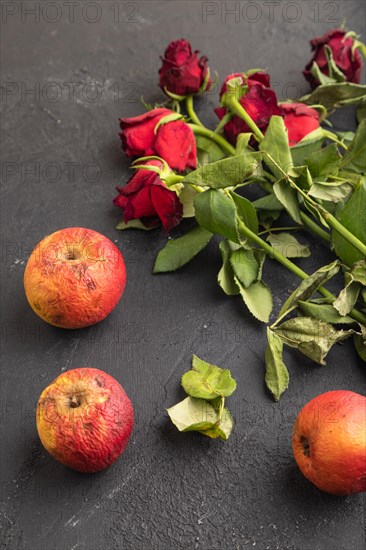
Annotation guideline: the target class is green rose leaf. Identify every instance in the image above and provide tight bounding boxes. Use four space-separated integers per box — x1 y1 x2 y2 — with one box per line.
273 179 302 225
259 116 293 179
297 301 355 324
278 260 340 318
153 226 212 273
290 131 324 166
230 248 260 287
194 189 239 243
182 155 258 189
195 135 226 163
266 232 311 258
357 100 366 124
306 143 341 180
230 191 259 234
274 317 354 365
340 119 366 174
234 276 273 323
181 355 237 399
332 178 366 267
252 194 283 227
265 327 289 401
116 219 156 231
217 240 240 296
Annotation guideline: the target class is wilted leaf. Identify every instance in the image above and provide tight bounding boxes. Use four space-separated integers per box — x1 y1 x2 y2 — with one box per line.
274 317 354 365
301 82 366 111
265 328 289 401
167 397 217 432
333 261 366 316
333 276 361 317
297 301 354 324
267 232 310 258
308 182 353 202
278 260 340 317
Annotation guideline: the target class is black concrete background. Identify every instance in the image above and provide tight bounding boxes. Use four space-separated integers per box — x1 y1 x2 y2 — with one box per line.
1 1 365 549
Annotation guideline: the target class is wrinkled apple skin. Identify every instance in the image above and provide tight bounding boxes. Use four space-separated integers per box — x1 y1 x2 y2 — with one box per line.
36 368 134 473
24 227 126 329
293 390 366 495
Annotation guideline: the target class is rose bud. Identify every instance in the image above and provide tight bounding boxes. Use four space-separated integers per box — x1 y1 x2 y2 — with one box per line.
113 160 183 233
119 108 197 172
304 29 362 88
215 72 281 145
280 103 320 146
159 39 211 96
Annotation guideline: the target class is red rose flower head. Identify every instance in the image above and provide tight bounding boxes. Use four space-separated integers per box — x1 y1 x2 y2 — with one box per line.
159 39 211 96
304 28 362 88
113 160 183 233
215 71 281 145
280 103 320 146
119 108 197 172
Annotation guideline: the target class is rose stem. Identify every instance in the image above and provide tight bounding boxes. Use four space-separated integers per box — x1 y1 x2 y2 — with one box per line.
189 123 236 156
185 95 205 128
235 216 366 325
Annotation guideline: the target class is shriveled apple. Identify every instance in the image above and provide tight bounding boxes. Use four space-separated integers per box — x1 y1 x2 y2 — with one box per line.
24 227 126 329
36 368 134 473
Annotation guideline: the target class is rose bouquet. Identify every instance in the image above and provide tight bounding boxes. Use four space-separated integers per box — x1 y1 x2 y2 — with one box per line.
113 32 366 408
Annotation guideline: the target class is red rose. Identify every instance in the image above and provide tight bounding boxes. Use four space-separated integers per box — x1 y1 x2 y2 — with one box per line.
119 108 197 172
304 29 362 88
215 72 281 145
113 160 183 233
159 39 210 96
281 103 320 146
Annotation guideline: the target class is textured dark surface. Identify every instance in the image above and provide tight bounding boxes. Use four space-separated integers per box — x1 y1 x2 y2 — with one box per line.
1 1 365 549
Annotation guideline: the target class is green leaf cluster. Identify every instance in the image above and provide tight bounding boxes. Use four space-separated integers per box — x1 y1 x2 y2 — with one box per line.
166 355 237 440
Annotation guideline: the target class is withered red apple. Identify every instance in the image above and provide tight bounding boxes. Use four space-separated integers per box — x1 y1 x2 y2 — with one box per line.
24 227 126 329
36 368 134 473
293 390 366 495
